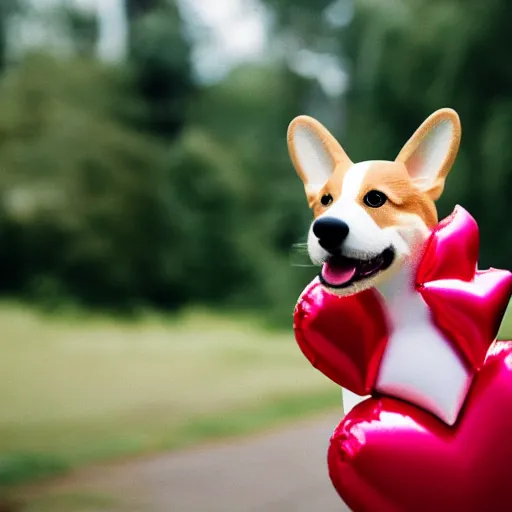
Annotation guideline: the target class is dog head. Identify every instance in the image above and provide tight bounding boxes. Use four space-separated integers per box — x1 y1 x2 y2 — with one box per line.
287 108 461 295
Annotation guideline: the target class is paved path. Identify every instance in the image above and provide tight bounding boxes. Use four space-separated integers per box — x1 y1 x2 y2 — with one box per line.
27 414 350 511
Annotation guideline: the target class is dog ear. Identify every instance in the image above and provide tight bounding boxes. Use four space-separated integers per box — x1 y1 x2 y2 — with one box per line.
396 108 461 201
287 116 352 198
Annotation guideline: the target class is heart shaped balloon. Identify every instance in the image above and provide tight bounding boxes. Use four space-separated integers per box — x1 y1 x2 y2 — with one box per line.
294 279 388 396
293 206 512 512
328 340 512 512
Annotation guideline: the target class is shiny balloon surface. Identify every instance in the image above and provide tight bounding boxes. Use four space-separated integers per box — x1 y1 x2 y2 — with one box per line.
294 206 512 512
329 341 512 512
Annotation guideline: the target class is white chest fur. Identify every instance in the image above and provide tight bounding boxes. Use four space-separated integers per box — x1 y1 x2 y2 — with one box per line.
341 265 474 425
374 265 474 426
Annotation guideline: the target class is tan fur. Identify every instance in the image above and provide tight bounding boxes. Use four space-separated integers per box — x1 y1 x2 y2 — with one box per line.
396 108 461 201
358 162 439 229
287 115 352 206
308 166 346 217
288 109 461 225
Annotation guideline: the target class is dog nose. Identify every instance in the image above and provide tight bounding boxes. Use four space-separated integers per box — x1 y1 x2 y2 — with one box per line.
313 217 349 251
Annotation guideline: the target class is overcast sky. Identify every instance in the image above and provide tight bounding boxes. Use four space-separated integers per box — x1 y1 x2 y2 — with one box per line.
29 0 347 95
178 0 269 83
29 0 269 82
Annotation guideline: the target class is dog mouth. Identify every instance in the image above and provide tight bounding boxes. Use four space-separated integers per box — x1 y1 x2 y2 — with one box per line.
319 247 395 289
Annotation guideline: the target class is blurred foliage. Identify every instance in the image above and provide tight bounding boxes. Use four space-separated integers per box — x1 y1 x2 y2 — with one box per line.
0 54 170 309
127 0 194 137
0 0 509 327
0 0 20 70
263 0 512 269
0 0 316 326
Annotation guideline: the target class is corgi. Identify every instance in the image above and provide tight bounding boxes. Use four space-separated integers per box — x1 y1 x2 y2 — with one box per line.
287 109 474 425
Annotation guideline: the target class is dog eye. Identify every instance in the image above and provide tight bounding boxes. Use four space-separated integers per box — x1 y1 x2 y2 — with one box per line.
320 194 333 206
363 190 387 208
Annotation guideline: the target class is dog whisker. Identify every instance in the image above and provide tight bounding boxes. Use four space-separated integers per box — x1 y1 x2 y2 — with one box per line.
290 243 318 268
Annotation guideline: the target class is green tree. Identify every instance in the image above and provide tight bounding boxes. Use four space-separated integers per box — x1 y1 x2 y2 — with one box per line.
262 0 512 268
0 54 170 308
0 0 20 71
125 0 195 138
182 62 319 322
60 4 99 57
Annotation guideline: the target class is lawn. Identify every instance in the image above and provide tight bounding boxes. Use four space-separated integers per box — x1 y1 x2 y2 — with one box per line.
1 300 511 495
0 304 340 490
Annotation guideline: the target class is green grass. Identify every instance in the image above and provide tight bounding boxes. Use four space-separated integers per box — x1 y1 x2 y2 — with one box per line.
1 300 510 495
500 301 512 339
0 304 340 489
11 492 119 512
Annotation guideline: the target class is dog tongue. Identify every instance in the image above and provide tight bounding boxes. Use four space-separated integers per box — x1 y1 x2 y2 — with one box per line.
322 259 357 286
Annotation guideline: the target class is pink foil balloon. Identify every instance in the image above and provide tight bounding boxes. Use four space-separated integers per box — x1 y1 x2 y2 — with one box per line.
294 206 512 511
329 341 512 512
